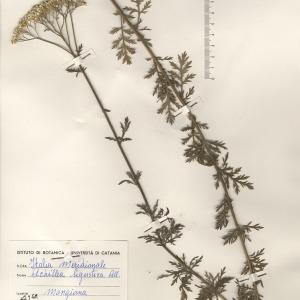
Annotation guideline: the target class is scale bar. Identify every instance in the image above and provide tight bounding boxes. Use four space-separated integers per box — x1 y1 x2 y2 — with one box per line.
204 0 215 80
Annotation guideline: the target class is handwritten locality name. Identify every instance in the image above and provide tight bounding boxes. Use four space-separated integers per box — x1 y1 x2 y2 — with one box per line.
47 288 87 299
30 257 106 271
29 257 120 285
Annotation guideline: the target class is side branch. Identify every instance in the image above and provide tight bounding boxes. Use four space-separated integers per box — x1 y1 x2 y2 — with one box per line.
109 1 261 298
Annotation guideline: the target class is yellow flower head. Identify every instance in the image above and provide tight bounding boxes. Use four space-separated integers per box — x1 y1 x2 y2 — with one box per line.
11 0 86 44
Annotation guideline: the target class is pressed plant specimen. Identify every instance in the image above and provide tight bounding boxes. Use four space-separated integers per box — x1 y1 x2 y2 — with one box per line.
109 0 267 299
11 1 234 299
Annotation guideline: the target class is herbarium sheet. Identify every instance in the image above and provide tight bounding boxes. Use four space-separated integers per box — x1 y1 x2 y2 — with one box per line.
1 0 300 299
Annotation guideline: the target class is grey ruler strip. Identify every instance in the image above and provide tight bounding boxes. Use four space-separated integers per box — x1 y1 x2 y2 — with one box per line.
204 0 215 80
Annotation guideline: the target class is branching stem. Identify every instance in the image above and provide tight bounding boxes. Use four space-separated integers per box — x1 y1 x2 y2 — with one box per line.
46 13 228 300
79 67 227 300
109 0 260 298
70 12 79 53
35 36 71 54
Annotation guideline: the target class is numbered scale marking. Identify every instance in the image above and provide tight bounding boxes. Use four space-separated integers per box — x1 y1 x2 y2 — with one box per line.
204 0 215 80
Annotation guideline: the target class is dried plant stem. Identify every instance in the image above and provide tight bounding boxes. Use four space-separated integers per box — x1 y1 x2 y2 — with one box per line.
12 2 229 298
36 36 71 53
70 12 79 53
109 0 260 297
67 14 220 298
79 65 228 300
80 67 154 216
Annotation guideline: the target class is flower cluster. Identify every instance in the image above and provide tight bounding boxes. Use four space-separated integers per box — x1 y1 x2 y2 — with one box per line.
11 0 86 44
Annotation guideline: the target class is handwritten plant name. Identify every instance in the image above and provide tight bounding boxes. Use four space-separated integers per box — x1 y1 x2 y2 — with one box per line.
29 257 120 298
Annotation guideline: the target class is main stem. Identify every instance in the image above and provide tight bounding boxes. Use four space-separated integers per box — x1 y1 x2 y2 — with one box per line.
61 14 227 298
60 12 228 299
80 67 153 218
79 66 227 300
109 0 259 297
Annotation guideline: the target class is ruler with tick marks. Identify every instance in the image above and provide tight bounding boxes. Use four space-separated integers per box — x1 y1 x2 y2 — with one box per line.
204 0 215 80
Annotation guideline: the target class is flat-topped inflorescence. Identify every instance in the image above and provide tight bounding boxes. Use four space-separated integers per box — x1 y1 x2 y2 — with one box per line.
11 0 86 44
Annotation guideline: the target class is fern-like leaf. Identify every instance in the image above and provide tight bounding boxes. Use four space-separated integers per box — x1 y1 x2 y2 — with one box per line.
196 268 234 300
241 249 267 275
234 281 263 300
169 52 196 102
214 153 254 194
119 170 142 186
222 222 263 245
110 12 136 65
215 197 231 230
158 254 203 298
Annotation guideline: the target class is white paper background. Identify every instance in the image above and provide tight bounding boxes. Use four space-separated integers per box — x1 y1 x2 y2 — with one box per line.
1 0 300 299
